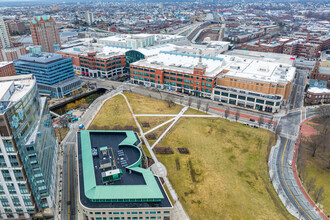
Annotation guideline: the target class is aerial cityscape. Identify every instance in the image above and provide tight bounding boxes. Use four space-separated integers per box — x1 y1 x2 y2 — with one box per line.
0 0 329 219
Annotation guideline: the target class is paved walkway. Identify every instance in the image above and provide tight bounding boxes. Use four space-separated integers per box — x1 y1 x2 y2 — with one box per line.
120 93 190 220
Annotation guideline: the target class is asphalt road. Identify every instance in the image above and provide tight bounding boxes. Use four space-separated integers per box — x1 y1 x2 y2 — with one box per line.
276 68 325 219
61 131 77 220
276 137 323 220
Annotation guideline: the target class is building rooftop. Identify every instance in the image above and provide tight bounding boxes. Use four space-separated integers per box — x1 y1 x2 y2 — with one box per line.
0 75 35 113
318 67 330 75
222 59 296 83
224 49 296 65
0 62 13 68
18 53 65 64
78 130 171 209
132 51 224 77
308 87 330 94
59 45 127 58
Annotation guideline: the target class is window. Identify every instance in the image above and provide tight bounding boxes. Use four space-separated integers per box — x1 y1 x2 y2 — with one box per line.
221 92 228 97
206 83 212 87
164 76 169 79
230 94 237 98
247 97 255 102
266 101 274 106
238 95 246 100
170 77 176 81
150 74 155 78
256 99 264 104
144 73 149 77
184 79 190 83
214 91 220 95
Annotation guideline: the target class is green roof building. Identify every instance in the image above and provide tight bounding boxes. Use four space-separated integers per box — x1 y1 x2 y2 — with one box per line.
77 130 173 220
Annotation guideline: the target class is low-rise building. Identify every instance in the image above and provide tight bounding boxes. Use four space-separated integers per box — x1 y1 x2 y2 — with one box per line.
305 87 330 104
0 62 16 77
98 34 188 49
13 53 81 98
57 44 127 79
212 51 296 113
77 130 173 220
130 51 222 97
213 59 295 113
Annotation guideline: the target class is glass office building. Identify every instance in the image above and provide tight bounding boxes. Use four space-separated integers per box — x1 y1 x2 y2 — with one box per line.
0 75 58 219
14 52 82 98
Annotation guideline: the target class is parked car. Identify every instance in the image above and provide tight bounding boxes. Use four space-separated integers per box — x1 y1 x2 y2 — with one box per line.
249 118 255 122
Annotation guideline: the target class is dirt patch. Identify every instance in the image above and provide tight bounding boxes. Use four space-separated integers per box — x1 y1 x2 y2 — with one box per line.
154 147 174 154
177 148 190 154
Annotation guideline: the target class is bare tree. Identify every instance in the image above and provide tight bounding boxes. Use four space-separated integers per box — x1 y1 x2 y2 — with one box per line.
196 98 201 111
165 96 175 108
188 97 192 107
225 107 230 119
205 102 209 113
235 110 240 122
268 116 274 129
258 116 264 127
316 105 330 119
309 134 322 157
306 177 316 193
59 117 69 128
313 186 325 204
299 166 309 183
179 97 183 105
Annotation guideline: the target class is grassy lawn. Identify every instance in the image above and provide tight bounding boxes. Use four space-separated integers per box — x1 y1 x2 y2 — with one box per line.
301 153 330 215
184 107 209 115
124 92 183 114
88 95 137 130
156 118 292 220
136 116 174 132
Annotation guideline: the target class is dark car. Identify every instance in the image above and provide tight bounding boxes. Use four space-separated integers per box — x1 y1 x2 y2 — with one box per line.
249 118 255 122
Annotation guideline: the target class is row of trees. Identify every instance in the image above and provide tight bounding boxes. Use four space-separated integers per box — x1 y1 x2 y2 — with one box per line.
296 105 330 206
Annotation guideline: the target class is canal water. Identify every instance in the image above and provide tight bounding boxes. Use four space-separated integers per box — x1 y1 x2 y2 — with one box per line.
51 88 107 115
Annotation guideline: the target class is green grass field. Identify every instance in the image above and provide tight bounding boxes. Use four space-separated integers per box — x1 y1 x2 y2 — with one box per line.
124 92 183 114
156 118 293 220
88 95 137 130
184 107 209 115
302 155 330 215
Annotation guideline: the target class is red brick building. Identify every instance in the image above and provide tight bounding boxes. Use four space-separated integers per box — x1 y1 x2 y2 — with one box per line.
305 87 330 104
57 46 127 79
0 62 16 77
30 15 60 53
130 52 222 97
310 62 330 87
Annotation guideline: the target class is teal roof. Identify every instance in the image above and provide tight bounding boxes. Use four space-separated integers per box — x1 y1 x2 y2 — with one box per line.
80 130 164 201
32 15 51 24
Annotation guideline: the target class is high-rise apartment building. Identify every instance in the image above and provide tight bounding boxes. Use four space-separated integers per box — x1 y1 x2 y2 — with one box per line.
30 15 60 53
13 52 82 98
85 11 94 26
0 74 58 219
0 17 12 49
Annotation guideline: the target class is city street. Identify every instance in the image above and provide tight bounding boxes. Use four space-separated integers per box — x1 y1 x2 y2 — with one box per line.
274 68 326 219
